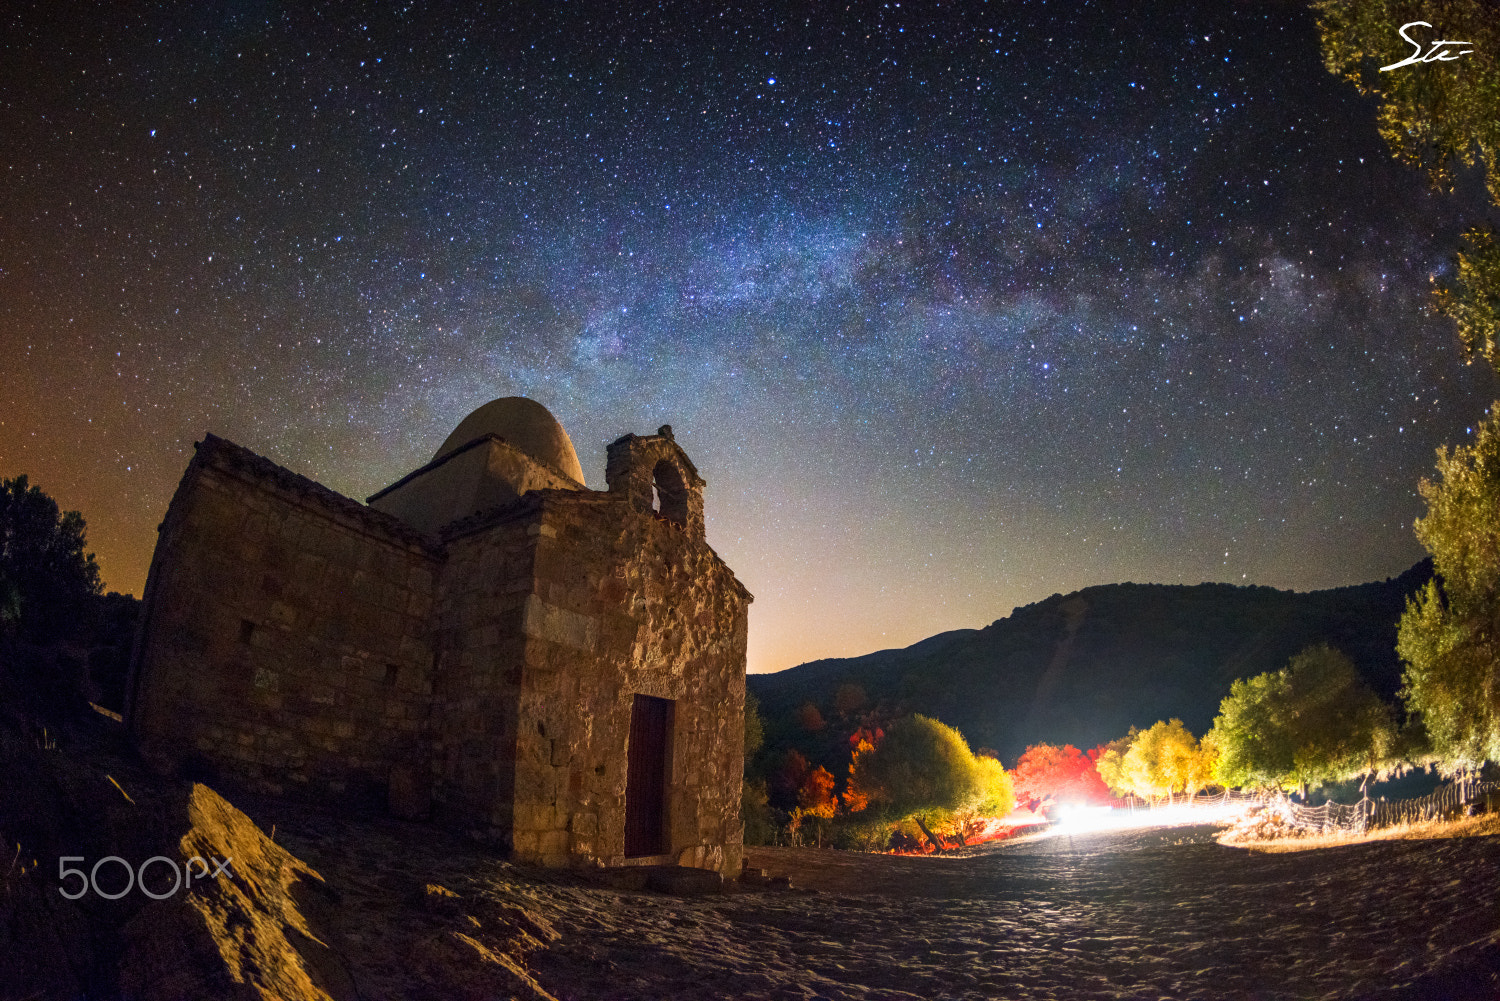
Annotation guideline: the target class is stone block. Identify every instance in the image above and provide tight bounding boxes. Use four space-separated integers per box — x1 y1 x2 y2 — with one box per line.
645 866 723 896
511 804 546 831
521 595 597 652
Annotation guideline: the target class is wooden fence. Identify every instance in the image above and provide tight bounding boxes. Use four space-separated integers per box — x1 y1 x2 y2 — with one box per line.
1283 778 1500 834
1119 780 1498 834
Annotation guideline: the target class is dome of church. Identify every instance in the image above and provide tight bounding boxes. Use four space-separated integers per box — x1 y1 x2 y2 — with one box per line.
436 397 585 483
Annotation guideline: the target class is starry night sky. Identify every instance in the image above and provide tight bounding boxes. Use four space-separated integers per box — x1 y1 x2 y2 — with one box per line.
3 1 1497 673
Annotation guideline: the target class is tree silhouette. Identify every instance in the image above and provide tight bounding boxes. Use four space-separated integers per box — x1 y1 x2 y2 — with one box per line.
0 475 102 642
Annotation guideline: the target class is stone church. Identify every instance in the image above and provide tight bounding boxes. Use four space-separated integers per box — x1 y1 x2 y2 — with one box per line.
125 398 752 873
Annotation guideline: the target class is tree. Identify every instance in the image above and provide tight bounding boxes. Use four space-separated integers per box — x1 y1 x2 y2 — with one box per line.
1316 0 1500 775
0 475 103 642
841 726 882 814
1433 226 1500 369
845 714 985 852
1315 2 1500 200
1208 670 1297 792
1011 743 1112 809
1209 645 1398 795
1398 408 1500 772
795 701 826 732
1093 729 1139 799
0 566 20 637
1120 719 1216 804
833 682 867 717
947 753 1018 845
741 778 775 845
971 754 1016 817
744 689 765 761
789 765 839 847
1315 2 1500 365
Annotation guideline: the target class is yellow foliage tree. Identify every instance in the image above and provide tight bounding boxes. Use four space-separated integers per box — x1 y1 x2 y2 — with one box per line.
1093 729 1137 799
1119 719 1215 805
845 714 989 852
947 754 1017 845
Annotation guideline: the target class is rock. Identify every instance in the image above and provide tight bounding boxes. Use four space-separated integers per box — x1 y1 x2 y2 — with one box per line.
0 679 569 1001
407 930 558 1001
645 865 723 896
117 783 354 1001
739 865 770 885
471 899 562 948
735 861 793 891
0 872 94 1001
588 866 651 891
418 882 466 918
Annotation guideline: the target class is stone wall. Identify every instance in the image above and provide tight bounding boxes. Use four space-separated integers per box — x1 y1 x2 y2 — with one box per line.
129 437 442 808
504 480 750 873
425 503 540 835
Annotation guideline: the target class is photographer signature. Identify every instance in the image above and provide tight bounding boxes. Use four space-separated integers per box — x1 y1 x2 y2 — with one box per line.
1380 21 1475 71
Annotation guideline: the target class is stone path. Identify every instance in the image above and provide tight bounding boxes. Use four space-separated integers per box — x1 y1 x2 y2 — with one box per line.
518 826 1500 1000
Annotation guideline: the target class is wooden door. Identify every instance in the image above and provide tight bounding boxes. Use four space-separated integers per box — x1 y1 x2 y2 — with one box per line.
625 694 672 857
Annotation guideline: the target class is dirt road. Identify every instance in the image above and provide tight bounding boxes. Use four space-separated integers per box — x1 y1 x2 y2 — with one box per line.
520 825 1500 1000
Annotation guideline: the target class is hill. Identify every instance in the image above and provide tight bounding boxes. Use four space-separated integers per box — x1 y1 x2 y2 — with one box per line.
748 560 1434 770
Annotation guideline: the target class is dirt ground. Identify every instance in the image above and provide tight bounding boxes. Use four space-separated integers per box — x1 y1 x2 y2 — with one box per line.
15 702 1498 999
232 793 1500 1001
508 824 1500 1000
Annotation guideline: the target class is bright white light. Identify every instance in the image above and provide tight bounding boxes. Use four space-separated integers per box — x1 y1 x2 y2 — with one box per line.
1046 800 1254 838
1055 804 1117 833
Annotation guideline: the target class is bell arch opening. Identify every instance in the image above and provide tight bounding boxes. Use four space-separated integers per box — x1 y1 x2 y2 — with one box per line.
652 459 689 526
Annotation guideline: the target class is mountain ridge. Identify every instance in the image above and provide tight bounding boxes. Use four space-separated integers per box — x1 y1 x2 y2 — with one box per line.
748 560 1435 767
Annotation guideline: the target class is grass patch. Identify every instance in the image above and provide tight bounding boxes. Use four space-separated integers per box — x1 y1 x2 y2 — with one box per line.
1225 812 1500 853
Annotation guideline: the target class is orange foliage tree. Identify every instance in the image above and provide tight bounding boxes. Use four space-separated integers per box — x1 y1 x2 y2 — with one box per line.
789 765 839 846
842 727 884 813
1011 743 1113 810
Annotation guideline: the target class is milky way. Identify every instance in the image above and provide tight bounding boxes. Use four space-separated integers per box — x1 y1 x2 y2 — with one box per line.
2 1 1496 672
